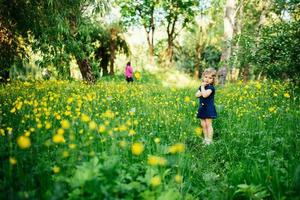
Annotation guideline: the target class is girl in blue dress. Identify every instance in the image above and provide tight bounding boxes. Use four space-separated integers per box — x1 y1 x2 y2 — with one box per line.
195 68 217 145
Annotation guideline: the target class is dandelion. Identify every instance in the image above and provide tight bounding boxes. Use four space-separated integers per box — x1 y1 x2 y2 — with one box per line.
9 157 17 165
52 166 60 173
89 121 97 130
128 129 136 136
59 120 70 129
119 140 127 149
268 107 276 113
168 143 185 154
131 142 144 156
175 175 183 183
154 137 160 144
195 127 202 136
62 151 69 158
184 96 190 103
10 107 16 113
135 72 141 80
69 143 76 149
52 134 65 143
81 113 90 122
57 128 64 135
284 93 290 98
150 176 161 187
17 136 31 149
98 125 106 133
148 155 167 166
45 121 52 129
0 129 5 136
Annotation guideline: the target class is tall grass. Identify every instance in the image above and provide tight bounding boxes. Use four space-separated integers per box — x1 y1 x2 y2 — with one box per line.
0 78 299 199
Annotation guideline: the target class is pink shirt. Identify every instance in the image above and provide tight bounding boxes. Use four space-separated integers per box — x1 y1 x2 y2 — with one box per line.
125 65 133 78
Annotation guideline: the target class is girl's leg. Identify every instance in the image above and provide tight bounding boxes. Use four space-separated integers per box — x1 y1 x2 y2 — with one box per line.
200 119 207 140
205 118 213 143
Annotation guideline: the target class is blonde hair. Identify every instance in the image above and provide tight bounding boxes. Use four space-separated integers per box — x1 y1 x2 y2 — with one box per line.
202 68 217 85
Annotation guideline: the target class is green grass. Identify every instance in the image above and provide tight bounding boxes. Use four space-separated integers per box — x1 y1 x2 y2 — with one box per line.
0 78 299 199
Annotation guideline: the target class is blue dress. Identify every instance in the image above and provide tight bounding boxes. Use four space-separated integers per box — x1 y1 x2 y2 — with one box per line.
197 85 217 119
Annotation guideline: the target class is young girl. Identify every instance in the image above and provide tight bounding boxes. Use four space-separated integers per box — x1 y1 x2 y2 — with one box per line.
195 68 217 145
125 61 134 83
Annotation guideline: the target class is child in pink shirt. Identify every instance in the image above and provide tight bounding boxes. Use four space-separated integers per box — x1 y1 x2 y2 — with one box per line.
125 61 133 83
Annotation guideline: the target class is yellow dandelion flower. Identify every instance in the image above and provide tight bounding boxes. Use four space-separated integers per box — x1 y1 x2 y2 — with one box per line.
60 119 70 129
175 175 183 183
168 143 185 154
184 96 190 103
45 121 52 129
0 129 5 136
9 157 17 165
81 114 90 122
128 129 136 136
57 128 65 135
98 125 106 133
119 140 127 149
67 97 74 104
148 155 167 166
52 134 65 143
154 138 160 144
17 136 31 149
134 72 141 80
150 176 161 187
268 107 276 113
195 127 202 136
69 143 76 149
62 151 69 158
89 121 97 130
52 166 60 173
131 142 144 156
284 93 290 98
10 107 16 113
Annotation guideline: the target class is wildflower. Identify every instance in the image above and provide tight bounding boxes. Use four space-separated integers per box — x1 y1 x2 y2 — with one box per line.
57 128 64 135
154 137 160 144
128 129 136 136
268 107 276 113
69 143 76 149
150 176 161 187
195 127 202 136
17 136 31 149
62 151 69 158
119 140 127 149
175 175 183 183
89 121 97 130
9 157 17 165
52 166 60 173
131 142 144 156
135 72 141 80
52 134 65 143
10 107 16 113
168 143 185 154
184 96 190 103
45 121 52 129
60 119 70 129
284 93 290 98
148 155 167 166
98 125 106 133
81 114 90 122
0 129 5 136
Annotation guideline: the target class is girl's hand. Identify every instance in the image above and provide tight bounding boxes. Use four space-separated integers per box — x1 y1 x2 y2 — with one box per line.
201 82 207 86
195 90 201 98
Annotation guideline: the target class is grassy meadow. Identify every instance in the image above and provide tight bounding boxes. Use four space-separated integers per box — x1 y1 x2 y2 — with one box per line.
0 76 299 199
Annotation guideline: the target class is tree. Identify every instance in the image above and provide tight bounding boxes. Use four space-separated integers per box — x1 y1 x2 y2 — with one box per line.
160 0 199 64
118 0 159 63
0 0 110 83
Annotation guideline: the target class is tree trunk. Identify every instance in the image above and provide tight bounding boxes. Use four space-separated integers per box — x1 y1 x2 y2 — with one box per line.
100 56 109 76
220 0 236 84
109 28 117 75
76 58 95 83
221 0 236 62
